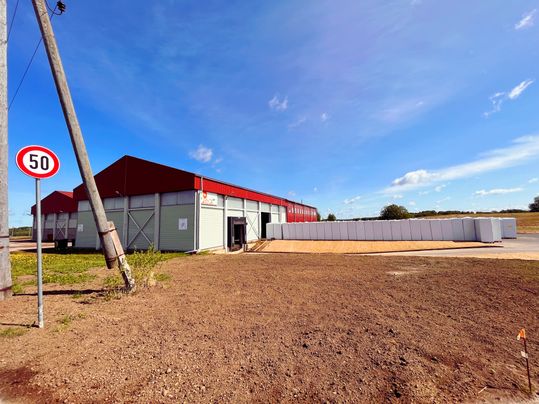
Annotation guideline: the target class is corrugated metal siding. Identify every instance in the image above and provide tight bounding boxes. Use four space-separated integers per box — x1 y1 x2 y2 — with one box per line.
75 211 97 248
159 205 195 251
128 210 155 250
271 213 279 223
199 207 224 250
226 209 243 218
106 211 124 247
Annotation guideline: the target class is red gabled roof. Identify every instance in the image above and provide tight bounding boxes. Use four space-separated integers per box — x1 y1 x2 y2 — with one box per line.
73 156 196 201
31 191 77 215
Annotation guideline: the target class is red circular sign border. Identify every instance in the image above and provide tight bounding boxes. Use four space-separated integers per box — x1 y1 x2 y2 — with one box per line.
16 145 60 179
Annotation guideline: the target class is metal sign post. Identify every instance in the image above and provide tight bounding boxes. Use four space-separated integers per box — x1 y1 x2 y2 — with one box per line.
35 178 44 328
16 145 60 329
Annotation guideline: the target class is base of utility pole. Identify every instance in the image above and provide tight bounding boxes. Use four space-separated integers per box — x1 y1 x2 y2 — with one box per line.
108 222 136 292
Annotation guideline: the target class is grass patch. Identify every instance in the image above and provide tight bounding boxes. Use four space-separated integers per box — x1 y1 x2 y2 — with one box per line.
154 273 172 282
0 327 29 338
55 313 86 332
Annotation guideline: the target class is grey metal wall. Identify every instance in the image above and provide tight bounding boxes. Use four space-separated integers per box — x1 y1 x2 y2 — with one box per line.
159 205 195 251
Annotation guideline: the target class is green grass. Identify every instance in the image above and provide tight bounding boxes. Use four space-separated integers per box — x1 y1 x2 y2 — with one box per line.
0 327 29 338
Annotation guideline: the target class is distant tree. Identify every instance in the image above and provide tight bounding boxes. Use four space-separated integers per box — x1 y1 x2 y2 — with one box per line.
380 204 410 220
327 213 337 221
316 211 321 221
530 196 539 212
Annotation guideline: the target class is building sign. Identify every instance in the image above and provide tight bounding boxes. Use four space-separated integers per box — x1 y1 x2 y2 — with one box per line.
77 224 84 232
178 218 188 231
201 191 218 206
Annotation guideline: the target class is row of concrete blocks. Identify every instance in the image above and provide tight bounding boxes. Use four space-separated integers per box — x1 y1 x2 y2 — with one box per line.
266 218 517 243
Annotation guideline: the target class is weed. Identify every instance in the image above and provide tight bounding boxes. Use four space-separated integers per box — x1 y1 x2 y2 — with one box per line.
0 327 29 338
11 283 24 295
154 273 172 282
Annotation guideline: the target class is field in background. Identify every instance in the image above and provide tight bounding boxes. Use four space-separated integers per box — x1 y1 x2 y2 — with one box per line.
424 212 539 233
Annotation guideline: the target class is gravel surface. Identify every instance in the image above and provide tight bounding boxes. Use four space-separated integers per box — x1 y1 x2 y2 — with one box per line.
1 253 538 403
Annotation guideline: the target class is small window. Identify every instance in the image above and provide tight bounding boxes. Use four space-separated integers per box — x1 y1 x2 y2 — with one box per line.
161 192 178 206
104 197 124 210
130 194 155 209
246 200 258 211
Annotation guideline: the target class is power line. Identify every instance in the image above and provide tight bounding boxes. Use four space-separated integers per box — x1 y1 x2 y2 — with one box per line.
8 7 60 111
7 0 21 42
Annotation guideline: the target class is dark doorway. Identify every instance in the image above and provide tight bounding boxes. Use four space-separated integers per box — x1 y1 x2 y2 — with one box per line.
227 217 246 251
260 212 271 239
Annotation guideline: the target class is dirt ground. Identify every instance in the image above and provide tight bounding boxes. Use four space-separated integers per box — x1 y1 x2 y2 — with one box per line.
1 253 538 403
257 240 490 254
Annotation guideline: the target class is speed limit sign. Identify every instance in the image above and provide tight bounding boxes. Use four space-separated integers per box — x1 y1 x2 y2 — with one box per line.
16 145 60 179
15 145 60 329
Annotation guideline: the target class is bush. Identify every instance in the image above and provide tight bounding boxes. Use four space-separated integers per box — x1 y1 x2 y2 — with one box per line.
530 196 539 212
380 204 410 220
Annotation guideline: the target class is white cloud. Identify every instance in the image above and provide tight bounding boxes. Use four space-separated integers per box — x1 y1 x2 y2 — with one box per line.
434 184 446 192
419 190 430 196
343 195 361 205
484 80 534 116
288 116 307 129
409 201 416 206
508 79 535 100
189 145 213 163
474 188 523 196
321 112 330 122
313 187 318 192
529 178 539 183
392 194 403 199
387 135 539 192
515 9 537 30
268 95 288 111
288 191 296 197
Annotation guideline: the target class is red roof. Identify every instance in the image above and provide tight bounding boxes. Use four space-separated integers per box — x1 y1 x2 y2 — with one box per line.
73 155 316 210
31 191 77 215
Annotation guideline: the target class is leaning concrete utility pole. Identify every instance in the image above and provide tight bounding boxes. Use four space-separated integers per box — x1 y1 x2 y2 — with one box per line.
31 0 135 290
0 0 13 300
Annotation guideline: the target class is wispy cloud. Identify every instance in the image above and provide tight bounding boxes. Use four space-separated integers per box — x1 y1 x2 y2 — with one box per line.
288 190 296 197
515 9 537 30
484 80 534 116
392 194 403 199
409 201 416 206
529 178 539 184
343 195 361 205
434 184 446 192
378 100 425 123
387 135 539 192
189 145 213 163
268 95 288 111
508 79 535 99
474 188 523 196
321 112 330 122
288 116 307 129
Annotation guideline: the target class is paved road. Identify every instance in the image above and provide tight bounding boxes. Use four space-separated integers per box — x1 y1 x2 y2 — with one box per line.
374 234 539 260
9 239 55 252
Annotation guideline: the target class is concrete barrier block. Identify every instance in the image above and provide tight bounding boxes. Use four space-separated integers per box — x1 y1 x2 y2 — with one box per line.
282 223 290 240
373 221 384 240
462 218 476 241
382 221 392 240
338 222 349 240
266 223 274 239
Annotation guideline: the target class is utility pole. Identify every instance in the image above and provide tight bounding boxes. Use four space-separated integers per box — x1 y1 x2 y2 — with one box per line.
0 0 13 301
31 0 135 291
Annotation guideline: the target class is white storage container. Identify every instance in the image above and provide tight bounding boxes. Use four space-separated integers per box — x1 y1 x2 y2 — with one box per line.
410 220 422 241
441 220 454 241
356 221 366 240
462 218 476 241
430 219 443 240
451 219 465 241
420 220 433 241
390 220 402 240
364 221 375 240
500 218 517 239
492 218 502 241
474 218 501 243
400 220 412 240
347 222 357 240
382 221 392 240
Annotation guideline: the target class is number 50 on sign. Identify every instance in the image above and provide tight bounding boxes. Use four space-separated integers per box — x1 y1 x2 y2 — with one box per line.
16 145 60 179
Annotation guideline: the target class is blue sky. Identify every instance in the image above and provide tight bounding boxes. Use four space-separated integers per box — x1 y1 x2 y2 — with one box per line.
7 0 539 226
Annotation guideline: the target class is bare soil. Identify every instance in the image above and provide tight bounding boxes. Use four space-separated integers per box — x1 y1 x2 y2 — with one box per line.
1 254 538 403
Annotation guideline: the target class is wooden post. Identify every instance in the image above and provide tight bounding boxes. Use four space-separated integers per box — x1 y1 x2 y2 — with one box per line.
31 0 135 290
0 0 12 300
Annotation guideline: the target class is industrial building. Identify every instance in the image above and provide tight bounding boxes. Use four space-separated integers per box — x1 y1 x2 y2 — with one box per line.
31 155 317 252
